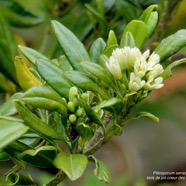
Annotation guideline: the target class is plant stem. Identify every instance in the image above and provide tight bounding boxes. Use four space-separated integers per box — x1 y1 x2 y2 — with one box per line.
45 170 67 186
83 127 105 155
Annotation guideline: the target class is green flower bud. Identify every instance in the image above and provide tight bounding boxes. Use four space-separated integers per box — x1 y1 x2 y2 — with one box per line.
69 86 78 101
76 108 85 117
67 101 75 112
69 114 77 124
81 93 89 102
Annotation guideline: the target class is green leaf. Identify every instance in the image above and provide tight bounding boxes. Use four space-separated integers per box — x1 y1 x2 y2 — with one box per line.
99 98 123 113
120 20 146 48
0 7 17 81
0 116 23 122
124 112 159 125
139 4 158 23
81 61 115 88
161 58 186 79
64 70 109 99
22 85 67 106
58 55 73 71
103 44 119 57
106 30 118 48
20 146 57 168
144 11 158 40
0 93 22 116
121 32 135 48
22 97 67 116
36 59 71 99
77 123 93 145
155 30 186 62
14 100 64 140
89 156 111 183
0 119 29 149
49 112 69 143
89 38 106 63
19 45 48 65
54 152 88 181
79 97 105 130
51 20 90 71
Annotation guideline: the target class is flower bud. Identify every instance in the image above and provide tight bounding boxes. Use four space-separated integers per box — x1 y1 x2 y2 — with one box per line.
69 87 78 101
69 114 77 124
76 108 85 117
106 57 123 80
67 101 75 112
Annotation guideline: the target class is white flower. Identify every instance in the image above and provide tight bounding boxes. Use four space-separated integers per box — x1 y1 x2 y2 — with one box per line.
147 53 160 70
107 46 164 92
106 56 123 80
144 76 164 90
111 47 142 70
128 72 145 91
134 57 147 78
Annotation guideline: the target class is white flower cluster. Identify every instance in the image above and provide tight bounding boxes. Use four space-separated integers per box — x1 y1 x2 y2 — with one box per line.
106 47 164 92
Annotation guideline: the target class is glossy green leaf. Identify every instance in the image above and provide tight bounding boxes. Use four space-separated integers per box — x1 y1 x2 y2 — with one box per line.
155 30 186 62
90 156 111 183
0 93 22 116
22 97 67 116
103 44 119 57
58 55 73 71
81 61 115 88
0 119 29 149
144 11 158 40
20 146 57 168
120 20 146 48
0 116 23 122
51 20 90 71
121 32 135 48
19 45 48 65
77 123 93 144
106 30 118 48
139 4 158 23
99 98 123 113
89 38 106 63
79 97 105 130
161 58 186 79
14 100 64 140
54 152 88 181
64 71 109 99
123 111 159 125
22 85 67 106
36 59 71 99
49 112 69 143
